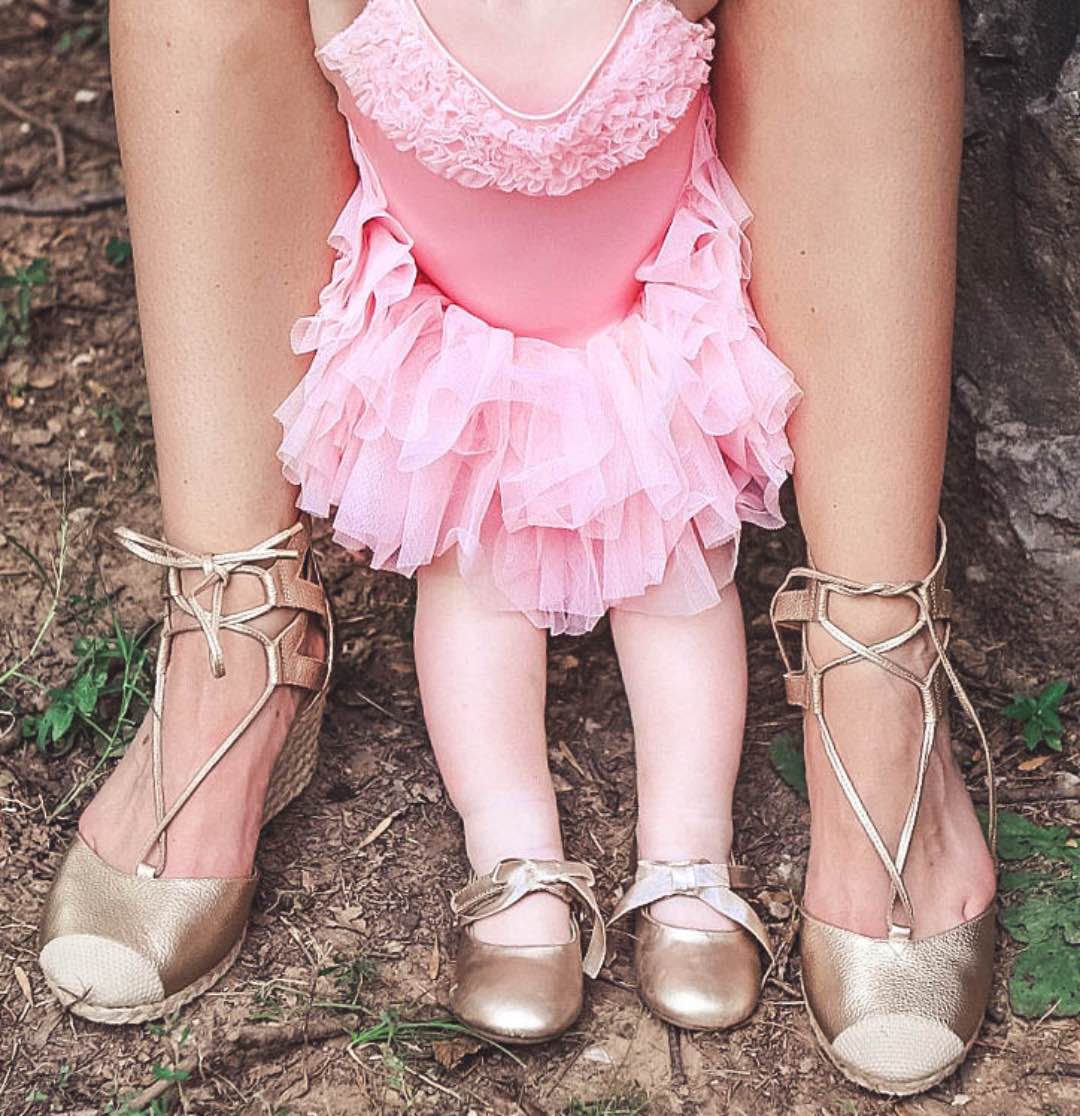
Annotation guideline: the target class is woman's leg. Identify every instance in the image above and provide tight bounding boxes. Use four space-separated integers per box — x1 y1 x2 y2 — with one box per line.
414 553 569 945
609 590 747 931
79 1 355 876
713 0 995 935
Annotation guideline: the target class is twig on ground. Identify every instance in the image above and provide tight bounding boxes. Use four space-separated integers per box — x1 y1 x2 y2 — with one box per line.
667 1024 687 1089
0 190 123 216
975 784 1080 805
0 92 66 173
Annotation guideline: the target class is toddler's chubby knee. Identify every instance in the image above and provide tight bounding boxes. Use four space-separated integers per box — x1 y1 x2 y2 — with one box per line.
309 0 368 51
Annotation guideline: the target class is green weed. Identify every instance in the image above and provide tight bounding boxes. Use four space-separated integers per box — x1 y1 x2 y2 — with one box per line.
1003 679 1069 752
320 956 379 1004
0 257 51 358
997 809 1080 1018
768 730 807 800
106 236 133 267
564 1096 649 1116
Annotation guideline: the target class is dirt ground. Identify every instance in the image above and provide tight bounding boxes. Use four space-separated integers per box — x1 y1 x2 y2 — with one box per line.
1 4 1078 1115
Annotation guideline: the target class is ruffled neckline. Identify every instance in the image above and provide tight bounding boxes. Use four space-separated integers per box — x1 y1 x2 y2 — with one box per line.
317 0 715 196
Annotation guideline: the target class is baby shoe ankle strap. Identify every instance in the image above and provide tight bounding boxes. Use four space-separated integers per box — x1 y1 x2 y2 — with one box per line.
609 859 773 958
451 858 607 977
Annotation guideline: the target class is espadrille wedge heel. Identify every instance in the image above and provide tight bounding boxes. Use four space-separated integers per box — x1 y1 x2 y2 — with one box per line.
38 517 333 1024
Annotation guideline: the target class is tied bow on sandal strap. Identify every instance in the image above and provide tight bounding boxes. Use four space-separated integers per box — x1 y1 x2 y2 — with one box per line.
610 859 772 1030
449 858 607 1044
38 517 333 1024
770 518 996 1096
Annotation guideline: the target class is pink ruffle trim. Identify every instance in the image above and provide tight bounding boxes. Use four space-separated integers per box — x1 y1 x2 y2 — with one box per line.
275 95 801 636
317 0 714 197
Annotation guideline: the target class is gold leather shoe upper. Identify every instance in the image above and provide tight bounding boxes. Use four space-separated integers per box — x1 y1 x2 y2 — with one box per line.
610 859 772 1030
449 858 606 1043
38 518 332 1023
40 836 256 1004
770 519 997 1096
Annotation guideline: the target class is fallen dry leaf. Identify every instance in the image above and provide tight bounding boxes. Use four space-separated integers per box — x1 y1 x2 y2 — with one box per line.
356 811 397 850
14 964 33 1008
431 1035 484 1070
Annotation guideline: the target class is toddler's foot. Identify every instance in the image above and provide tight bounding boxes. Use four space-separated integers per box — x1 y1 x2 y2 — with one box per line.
635 813 741 932
462 801 572 947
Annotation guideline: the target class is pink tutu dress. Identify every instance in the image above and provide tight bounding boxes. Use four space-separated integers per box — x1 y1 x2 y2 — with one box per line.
276 0 801 635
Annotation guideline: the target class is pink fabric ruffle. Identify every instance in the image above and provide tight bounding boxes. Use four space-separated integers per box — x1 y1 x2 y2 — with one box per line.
276 94 801 636
316 0 714 197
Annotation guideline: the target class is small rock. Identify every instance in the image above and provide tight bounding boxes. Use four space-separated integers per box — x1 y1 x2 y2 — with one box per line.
73 89 98 104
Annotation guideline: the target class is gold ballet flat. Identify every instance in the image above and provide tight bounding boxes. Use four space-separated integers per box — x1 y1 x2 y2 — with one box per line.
770 519 996 1096
610 859 773 1030
38 518 333 1024
449 858 607 1044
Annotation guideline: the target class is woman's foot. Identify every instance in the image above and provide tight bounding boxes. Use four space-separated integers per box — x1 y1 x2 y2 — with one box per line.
802 593 996 939
79 561 324 880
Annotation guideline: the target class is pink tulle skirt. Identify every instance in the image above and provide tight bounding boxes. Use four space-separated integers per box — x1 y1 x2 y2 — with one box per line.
275 94 801 636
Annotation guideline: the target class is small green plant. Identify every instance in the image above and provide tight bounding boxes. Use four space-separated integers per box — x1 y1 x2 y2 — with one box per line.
564 1096 649 1116
1003 680 1069 752
150 1063 191 1085
997 809 1080 1018
768 730 807 801
0 257 51 358
23 620 151 760
96 400 126 434
106 236 133 267
321 956 379 1004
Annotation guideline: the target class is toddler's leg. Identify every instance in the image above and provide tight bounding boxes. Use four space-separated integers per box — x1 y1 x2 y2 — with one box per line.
610 588 747 931
414 552 570 946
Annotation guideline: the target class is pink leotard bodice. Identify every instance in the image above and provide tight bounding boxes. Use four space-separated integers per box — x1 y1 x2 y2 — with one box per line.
278 0 801 635
316 0 713 344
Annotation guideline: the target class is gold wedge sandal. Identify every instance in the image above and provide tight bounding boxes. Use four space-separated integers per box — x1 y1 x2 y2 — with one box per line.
38 517 333 1024
770 520 996 1096
448 858 607 1044
609 859 773 1030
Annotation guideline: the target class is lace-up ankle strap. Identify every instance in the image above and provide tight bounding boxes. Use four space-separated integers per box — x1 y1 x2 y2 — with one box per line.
114 517 330 878
769 519 996 938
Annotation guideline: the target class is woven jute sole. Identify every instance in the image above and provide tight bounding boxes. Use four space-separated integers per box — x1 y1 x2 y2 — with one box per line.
803 984 981 1098
46 598 336 1025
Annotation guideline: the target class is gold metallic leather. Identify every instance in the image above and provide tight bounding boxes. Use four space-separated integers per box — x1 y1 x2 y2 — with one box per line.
610 859 771 1030
449 858 606 1043
39 835 256 1000
37 518 332 1022
451 924 587 1043
770 520 998 1095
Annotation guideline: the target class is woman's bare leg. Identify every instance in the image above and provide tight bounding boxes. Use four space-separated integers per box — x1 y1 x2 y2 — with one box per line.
79 1 355 877
713 0 995 936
